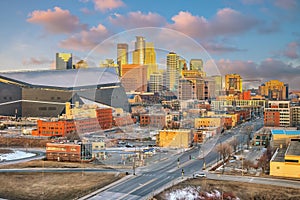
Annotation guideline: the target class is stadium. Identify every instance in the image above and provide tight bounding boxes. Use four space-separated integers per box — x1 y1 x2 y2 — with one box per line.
0 67 129 117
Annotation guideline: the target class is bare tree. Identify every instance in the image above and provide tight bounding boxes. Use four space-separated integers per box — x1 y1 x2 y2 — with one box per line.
243 159 254 173
244 125 253 150
216 142 233 173
257 153 269 174
230 137 239 153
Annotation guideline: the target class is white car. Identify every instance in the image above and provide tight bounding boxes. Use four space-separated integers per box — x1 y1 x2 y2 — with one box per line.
194 172 206 178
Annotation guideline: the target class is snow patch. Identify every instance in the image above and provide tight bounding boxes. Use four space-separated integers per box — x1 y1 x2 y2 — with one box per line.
0 150 35 161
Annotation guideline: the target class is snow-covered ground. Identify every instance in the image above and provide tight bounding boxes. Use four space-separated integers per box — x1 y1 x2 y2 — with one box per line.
165 186 240 200
0 150 35 161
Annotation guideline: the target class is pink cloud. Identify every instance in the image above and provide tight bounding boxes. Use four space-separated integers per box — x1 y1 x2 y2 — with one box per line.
59 24 110 51
27 7 87 34
109 11 166 29
274 0 298 10
284 42 299 59
22 57 53 66
93 0 124 12
167 9 259 39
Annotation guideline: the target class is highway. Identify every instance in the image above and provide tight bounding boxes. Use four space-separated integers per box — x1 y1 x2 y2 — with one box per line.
81 119 266 200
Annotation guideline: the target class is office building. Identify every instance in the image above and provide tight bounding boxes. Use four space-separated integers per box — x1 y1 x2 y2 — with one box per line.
156 129 192 148
291 106 300 127
117 43 128 67
133 36 145 65
211 75 223 97
121 64 147 92
46 142 92 162
149 72 163 93
56 53 72 70
166 52 179 92
259 80 288 100
99 59 120 76
144 42 158 80
190 59 203 71
178 59 187 78
264 101 291 127
225 74 242 93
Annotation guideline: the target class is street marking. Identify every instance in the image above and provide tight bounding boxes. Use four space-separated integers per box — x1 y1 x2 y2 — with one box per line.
116 178 157 200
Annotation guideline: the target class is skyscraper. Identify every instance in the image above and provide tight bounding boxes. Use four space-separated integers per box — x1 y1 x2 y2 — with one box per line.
166 52 179 92
117 43 128 67
211 75 223 97
144 42 158 80
190 59 203 71
133 36 145 65
149 72 163 93
56 53 72 70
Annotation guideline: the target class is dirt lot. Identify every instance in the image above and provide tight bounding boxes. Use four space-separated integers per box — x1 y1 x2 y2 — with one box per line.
0 172 125 200
0 136 49 148
155 179 300 200
0 159 132 169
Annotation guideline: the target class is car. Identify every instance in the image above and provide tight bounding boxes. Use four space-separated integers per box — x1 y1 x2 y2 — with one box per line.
194 172 206 178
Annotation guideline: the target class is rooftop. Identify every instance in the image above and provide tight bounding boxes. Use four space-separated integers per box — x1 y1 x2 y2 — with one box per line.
271 130 300 135
0 67 120 90
286 139 300 156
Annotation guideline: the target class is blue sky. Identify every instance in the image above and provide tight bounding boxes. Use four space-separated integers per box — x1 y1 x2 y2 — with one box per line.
0 0 300 88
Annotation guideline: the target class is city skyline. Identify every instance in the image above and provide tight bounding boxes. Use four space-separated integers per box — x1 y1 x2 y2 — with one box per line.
0 0 300 89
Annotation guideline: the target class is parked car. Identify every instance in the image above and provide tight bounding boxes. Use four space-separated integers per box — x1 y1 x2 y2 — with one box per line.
194 172 206 178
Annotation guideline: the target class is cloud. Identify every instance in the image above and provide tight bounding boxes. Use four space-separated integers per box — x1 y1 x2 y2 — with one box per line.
241 0 264 4
203 42 247 54
59 24 110 51
27 7 87 34
274 0 298 10
206 58 300 89
167 8 259 39
109 11 166 29
93 0 124 12
257 20 280 34
283 42 300 59
22 57 53 66
80 7 94 15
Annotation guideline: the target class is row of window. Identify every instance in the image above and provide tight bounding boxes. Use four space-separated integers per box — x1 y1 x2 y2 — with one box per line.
38 107 57 111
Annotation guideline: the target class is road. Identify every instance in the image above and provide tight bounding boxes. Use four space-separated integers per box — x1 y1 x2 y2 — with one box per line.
81 119 266 200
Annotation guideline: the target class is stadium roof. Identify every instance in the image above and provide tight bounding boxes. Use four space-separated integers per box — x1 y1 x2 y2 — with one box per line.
0 68 120 90
271 130 300 135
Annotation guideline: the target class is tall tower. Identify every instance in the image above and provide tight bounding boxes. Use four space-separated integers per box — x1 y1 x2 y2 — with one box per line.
117 43 128 67
145 42 158 80
56 53 72 70
133 36 145 65
190 59 203 71
149 72 163 93
166 52 179 92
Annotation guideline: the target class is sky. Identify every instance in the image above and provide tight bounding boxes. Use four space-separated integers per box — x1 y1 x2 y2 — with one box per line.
0 0 300 89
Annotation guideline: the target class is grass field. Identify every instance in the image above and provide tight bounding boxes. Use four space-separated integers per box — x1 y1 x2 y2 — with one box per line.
0 172 125 200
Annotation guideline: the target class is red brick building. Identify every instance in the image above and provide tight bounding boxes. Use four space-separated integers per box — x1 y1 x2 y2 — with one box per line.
96 108 113 129
264 111 280 127
46 142 92 162
32 120 76 137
